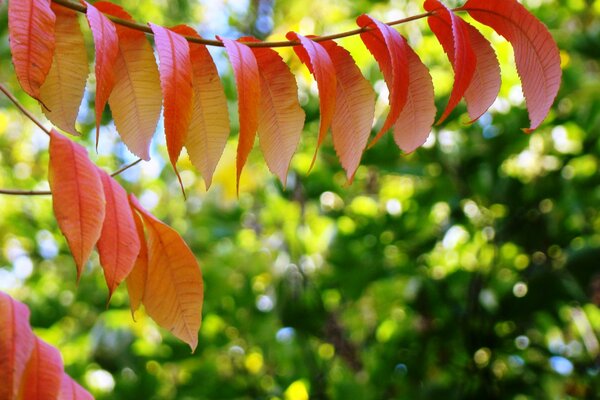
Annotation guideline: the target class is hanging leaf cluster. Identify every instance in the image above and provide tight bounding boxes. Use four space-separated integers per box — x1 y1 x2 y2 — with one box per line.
0 291 93 400
4 0 562 351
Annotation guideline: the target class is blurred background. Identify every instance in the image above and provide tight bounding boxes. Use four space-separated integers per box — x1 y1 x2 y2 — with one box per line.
1 0 599 399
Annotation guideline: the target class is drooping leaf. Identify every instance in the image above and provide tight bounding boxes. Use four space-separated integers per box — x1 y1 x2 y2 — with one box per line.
170 25 230 189
96 169 141 300
83 1 119 147
58 374 93 400
149 23 194 187
18 337 63 400
463 22 501 121
8 0 56 100
286 32 336 169
425 0 476 124
357 14 409 144
129 195 204 352
48 129 105 279
461 0 562 131
0 291 35 400
125 205 148 317
94 2 162 160
319 40 375 182
239 37 305 186
393 45 436 153
219 37 261 192
39 3 88 136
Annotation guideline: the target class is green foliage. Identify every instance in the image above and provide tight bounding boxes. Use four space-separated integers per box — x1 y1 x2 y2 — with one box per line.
0 0 599 399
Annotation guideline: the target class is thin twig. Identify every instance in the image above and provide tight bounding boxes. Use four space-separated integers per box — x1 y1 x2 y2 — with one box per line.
0 158 143 196
0 83 51 136
110 158 143 177
51 0 434 48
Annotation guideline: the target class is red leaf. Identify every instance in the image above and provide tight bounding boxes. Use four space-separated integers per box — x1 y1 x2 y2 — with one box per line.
48 129 105 279
463 22 501 122
19 337 63 400
425 0 476 124
97 169 141 300
393 45 436 153
357 15 410 144
125 204 148 317
219 37 261 193
286 32 337 169
319 40 375 181
130 195 204 352
94 2 162 160
239 37 305 185
39 3 88 136
461 0 562 131
149 23 194 189
8 0 56 100
171 26 230 189
83 1 119 147
58 374 93 400
0 291 35 400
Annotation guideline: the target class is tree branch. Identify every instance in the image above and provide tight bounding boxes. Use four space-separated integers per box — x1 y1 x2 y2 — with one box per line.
51 0 435 48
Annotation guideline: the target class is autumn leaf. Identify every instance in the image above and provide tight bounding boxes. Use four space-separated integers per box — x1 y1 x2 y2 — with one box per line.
286 32 337 170
58 374 93 400
48 129 106 279
130 195 204 352
463 22 501 122
393 44 436 153
125 205 148 317
94 1 162 160
219 37 261 192
18 337 64 400
170 25 230 189
425 0 476 124
39 3 89 136
357 14 410 144
319 40 375 182
97 169 141 301
240 37 305 186
8 0 56 100
0 291 35 400
150 23 194 189
83 1 119 147
461 0 562 131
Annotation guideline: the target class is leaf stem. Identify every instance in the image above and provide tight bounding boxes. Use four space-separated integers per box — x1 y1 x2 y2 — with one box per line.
0 83 51 136
51 0 434 47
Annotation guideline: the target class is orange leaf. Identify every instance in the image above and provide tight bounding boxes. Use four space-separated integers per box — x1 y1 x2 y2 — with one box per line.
239 37 305 186
357 15 410 144
463 22 501 122
97 169 141 300
48 129 105 279
8 0 56 100
125 205 148 317
129 195 204 352
19 337 64 400
0 291 35 400
39 3 88 136
149 23 194 188
219 38 261 193
58 374 93 400
393 44 436 153
286 32 336 170
83 1 119 147
461 0 562 131
319 40 375 182
94 2 162 160
170 26 230 189
425 0 476 124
